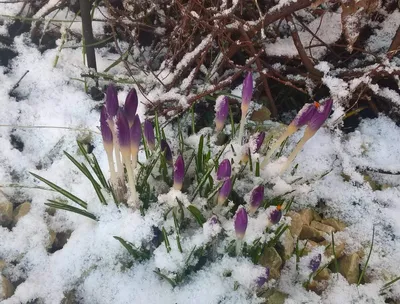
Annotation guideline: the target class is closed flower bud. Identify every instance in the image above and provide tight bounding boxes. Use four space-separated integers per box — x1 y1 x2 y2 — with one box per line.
250 131 265 153
217 159 231 181
106 84 119 118
256 267 270 287
100 107 113 147
124 88 138 126
217 177 232 205
249 185 264 214
173 154 184 190
130 114 141 154
234 207 248 240
308 99 333 132
144 120 155 150
116 110 130 156
309 253 322 272
269 205 282 225
160 139 173 165
215 96 229 132
241 72 253 114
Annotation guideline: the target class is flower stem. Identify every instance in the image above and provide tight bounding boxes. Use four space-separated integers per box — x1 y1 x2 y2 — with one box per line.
235 239 243 256
261 125 297 169
280 127 315 175
237 112 247 144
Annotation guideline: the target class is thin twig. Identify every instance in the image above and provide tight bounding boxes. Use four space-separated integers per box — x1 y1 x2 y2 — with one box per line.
9 70 29 95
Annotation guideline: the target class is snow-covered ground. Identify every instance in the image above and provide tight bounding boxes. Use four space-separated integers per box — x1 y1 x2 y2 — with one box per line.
1 3 400 304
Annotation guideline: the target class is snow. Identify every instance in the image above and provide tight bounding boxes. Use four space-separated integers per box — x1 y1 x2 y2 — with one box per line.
265 12 342 59
1 3 400 304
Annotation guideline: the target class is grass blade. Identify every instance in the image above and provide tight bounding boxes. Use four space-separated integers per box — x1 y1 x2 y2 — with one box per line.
187 205 206 226
358 226 375 285
45 200 96 220
31 172 88 209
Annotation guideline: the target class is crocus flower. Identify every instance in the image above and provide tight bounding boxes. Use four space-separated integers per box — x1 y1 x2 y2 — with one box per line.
249 185 264 214
256 267 270 287
160 139 173 165
309 253 322 272
238 72 253 144
130 115 141 154
215 96 229 132
250 131 265 153
234 207 248 240
279 99 333 174
217 159 231 181
106 84 119 118
100 107 113 150
217 177 232 205
209 215 219 225
269 205 282 225
116 110 130 157
173 154 184 190
124 88 138 126
144 120 155 150
241 72 253 114
307 99 333 132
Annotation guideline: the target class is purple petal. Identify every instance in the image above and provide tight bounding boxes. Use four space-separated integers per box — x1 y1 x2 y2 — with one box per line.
130 114 141 151
234 207 248 239
144 120 155 150
308 99 333 131
106 84 119 117
218 178 232 204
309 253 322 272
116 110 130 149
100 107 113 145
250 132 265 153
269 206 282 225
256 267 270 287
249 185 264 213
217 159 231 181
124 88 138 125
215 96 229 132
291 103 318 128
160 139 173 164
242 72 253 111
173 154 185 190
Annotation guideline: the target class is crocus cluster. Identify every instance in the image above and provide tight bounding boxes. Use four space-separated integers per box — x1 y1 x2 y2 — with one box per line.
100 84 160 205
261 99 333 173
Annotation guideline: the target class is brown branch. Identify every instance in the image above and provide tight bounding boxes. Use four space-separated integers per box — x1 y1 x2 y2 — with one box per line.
388 25 400 59
286 15 323 78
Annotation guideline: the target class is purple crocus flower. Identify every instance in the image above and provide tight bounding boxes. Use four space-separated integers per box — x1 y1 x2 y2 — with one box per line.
124 88 138 126
234 207 248 240
130 114 141 154
215 96 229 132
249 185 264 214
308 99 333 132
106 84 119 118
250 131 265 153
241 72 253 114
269 205 282 225
173 154 185 190
217 177 232 205
160 139 173 165
116 110 130 156
144 120 155 150
100 107 113 148
209 215 219 225
290 102 319 129
309 253 322 272
256 267 270 287
217 159 231 181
